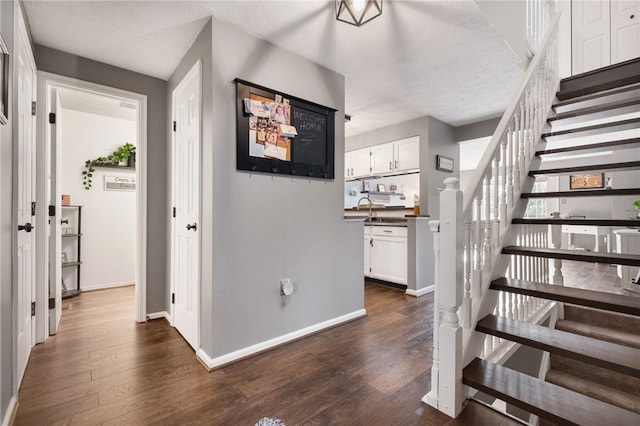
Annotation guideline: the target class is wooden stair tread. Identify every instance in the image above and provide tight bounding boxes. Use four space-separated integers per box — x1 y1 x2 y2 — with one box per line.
541 117 640 141
512 218 640 227
535 137 640 156
557 57 640 100
553 83 640 111
502 246 640 266
490 278 640 316
462 358 640 425
521 188 640 199
545 369 640 415
556 319 640 350
477 314 640 377
548 97 640 124
529 161 640 176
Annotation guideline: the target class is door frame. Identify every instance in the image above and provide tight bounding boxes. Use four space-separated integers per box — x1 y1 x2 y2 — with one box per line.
169 60 202 350
13 3 37 392
35 72 149 340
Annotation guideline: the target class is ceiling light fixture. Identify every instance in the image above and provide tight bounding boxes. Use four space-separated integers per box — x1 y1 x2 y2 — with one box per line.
336 0 383 27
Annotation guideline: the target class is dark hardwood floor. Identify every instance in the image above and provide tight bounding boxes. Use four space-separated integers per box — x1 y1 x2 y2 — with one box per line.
13 282 519 425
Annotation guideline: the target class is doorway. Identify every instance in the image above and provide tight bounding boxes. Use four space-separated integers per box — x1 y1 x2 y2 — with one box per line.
36 73 148 339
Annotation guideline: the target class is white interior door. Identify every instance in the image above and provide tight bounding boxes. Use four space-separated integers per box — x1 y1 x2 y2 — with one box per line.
572 0 611 74
611 0 640 63
171 61 201 351
48 88 63 334
15 14 37 384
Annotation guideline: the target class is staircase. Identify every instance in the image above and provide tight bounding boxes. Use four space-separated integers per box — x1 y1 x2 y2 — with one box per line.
460 61 640 424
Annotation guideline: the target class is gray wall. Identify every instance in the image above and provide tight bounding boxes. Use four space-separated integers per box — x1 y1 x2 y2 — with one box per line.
453 116 500 142
0 0 16 420
426 116 458 219
206 17 362 358
167 20 213 350
34 46 169 313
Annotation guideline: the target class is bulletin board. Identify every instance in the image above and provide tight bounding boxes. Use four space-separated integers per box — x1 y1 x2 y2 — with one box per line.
235 79 336 179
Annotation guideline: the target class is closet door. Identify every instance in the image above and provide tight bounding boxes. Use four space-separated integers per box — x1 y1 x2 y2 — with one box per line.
572 0 611 74
611 0 640 64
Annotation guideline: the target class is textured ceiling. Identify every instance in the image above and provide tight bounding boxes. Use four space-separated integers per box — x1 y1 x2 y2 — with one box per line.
23 1 524 137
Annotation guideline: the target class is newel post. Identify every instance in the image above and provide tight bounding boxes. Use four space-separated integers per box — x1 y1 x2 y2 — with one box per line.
438 177 464 417
424 220 441 409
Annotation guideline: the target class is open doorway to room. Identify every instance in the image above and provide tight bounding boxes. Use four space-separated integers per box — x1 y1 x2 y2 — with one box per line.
36 73 147 338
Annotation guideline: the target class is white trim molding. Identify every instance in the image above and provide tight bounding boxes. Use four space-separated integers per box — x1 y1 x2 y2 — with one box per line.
146 311 171 322
406 285 434 297
81 282 134 292
196 309 367 370
1 395 17 426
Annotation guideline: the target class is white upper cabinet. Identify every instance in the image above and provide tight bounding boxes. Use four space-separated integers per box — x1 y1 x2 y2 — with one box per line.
345 136 420 180
346 148 372 180
371 142 395 175
394 136 420 173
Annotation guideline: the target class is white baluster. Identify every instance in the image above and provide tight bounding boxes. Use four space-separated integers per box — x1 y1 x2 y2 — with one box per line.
500 136 508 230
519 104 527 186
492 154 500 254
425 221 441 409
507 126 514 208
550 212 564 285
464 222 472 326
483 169 492 271
473 194 482 298
437 178 463 418
513 116 521 191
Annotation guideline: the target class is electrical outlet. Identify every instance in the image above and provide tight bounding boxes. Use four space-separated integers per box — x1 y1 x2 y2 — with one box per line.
280 278 293 296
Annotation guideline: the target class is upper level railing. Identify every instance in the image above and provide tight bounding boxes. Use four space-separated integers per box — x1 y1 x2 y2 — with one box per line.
424 11 562 418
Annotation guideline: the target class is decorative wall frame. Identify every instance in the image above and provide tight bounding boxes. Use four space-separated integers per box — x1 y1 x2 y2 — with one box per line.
0 33 9 125
235 79 336 179
436 155 454 173
570 173 604 190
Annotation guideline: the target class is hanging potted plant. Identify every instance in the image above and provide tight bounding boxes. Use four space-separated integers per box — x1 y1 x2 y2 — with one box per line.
82 143 136 190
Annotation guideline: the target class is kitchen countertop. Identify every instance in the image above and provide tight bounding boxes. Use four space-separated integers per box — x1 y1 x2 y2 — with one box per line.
343 216 408 227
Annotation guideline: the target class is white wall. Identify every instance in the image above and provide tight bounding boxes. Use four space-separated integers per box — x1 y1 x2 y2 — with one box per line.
60 108 136 290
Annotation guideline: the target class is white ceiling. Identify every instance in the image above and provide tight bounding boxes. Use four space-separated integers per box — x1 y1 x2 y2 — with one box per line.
23 0 524 137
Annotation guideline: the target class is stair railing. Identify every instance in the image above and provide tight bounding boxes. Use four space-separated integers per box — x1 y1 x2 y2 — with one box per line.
425 13 561 418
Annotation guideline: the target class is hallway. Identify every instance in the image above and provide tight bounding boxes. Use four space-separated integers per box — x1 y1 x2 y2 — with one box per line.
13 283 519 425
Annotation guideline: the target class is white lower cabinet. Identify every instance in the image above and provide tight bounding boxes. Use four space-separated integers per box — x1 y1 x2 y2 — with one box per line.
364 226 408 285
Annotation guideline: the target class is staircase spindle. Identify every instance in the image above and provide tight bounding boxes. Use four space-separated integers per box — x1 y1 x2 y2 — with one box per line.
425 221 441 410
483 169 493 271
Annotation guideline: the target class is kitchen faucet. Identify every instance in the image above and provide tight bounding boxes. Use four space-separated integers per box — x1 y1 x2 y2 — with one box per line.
357 196 373 221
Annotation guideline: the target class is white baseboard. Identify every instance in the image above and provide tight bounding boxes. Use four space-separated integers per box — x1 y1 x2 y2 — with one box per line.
406 285 434 297
146 311 170 322
196 309 367 370
81 281 134 292
1 395 17 426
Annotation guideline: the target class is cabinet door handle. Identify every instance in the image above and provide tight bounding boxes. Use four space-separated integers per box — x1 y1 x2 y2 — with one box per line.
370 239 374 247
395 160 398 169
351 168 354 176
186 223 197 231
383 230 392 233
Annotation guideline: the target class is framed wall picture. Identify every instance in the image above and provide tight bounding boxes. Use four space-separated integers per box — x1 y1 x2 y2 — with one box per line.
0 33 9 125
436 155 454 173
570 173 604 190
377 184 386 192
